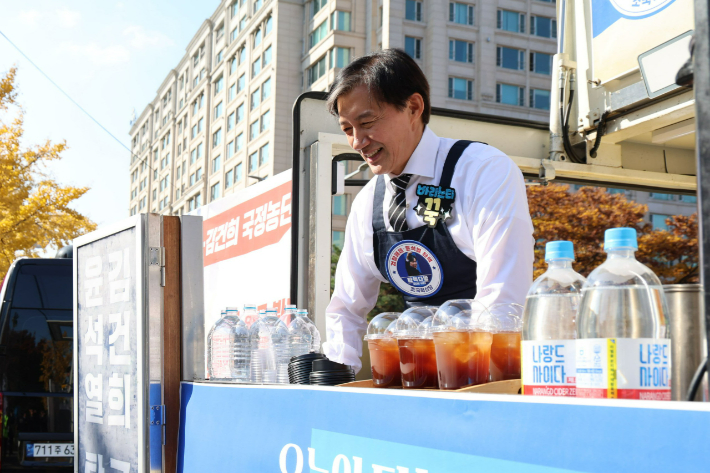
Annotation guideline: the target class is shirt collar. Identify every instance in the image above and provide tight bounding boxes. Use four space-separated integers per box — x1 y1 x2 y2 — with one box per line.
387 126 440 181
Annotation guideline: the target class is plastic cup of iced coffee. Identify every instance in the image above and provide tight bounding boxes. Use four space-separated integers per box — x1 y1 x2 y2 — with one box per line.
432 300 493 390
364 312 402 388
393 307 439 389
488 303 523 382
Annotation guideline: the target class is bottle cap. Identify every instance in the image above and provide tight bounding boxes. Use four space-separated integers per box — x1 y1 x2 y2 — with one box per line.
545 241 574 262
604 227 638 251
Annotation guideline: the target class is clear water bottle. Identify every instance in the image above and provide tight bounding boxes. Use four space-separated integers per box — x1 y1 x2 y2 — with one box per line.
288 316 313 360
225 307 251 382
208 310 237 380
261 309 290 384
242 304 259 328
282 304 298 326
522 241 585 396
295 309 321 353
576 228 671 400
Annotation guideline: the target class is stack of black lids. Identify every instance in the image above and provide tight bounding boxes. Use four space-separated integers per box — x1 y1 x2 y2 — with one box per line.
309 359 355 386
289 352 327 385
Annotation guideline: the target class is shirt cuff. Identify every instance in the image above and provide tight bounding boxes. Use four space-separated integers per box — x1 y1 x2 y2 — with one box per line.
322 340 363 374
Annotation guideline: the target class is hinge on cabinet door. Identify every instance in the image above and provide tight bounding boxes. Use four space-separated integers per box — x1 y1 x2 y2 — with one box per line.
150 247 166 286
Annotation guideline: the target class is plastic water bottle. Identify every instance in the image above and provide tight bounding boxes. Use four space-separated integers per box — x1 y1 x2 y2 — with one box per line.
208 310 236 379
226 307 251 382
282 304 298 326
288 316 313 359
295 309 321 353
576 228 671 400
521 241 585 396
242 304 259 328
262 309 290 384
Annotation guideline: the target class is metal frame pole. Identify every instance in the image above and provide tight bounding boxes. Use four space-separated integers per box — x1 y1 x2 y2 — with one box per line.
694 0 710 394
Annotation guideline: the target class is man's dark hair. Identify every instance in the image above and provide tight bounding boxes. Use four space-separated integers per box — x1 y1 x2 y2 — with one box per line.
326 49 431 124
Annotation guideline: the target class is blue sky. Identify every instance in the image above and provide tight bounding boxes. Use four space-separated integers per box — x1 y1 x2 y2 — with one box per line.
0 0 220 231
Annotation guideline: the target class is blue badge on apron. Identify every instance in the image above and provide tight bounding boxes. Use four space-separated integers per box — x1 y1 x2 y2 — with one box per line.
385 240 444 298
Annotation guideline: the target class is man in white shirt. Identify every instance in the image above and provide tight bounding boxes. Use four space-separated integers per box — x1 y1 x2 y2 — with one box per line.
322 49 534 373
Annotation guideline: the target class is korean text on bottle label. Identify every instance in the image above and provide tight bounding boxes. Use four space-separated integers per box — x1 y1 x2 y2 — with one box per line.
521 340 576 396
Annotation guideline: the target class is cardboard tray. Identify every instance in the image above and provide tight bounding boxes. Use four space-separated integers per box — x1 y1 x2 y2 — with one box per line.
337 379 521 394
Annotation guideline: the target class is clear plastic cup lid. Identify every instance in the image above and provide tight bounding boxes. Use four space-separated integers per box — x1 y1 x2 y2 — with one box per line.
393 306 438 338
488 303 523 333
432 300 489 332
364 312 401 340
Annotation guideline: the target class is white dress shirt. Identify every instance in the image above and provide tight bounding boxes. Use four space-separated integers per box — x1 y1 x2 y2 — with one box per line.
323 126 534 372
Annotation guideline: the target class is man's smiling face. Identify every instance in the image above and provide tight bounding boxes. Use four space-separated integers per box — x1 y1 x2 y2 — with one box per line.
336 84 424 176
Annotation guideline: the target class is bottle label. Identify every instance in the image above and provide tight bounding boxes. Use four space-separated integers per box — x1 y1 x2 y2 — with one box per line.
211 333 231 378
521 340 576 396
576 338 671 400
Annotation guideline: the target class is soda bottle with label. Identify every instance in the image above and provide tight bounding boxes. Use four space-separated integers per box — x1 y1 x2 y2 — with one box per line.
522 241 585 396
576 228 671 400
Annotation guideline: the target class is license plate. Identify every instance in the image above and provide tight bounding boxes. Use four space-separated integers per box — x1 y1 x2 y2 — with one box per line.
26 443 74 458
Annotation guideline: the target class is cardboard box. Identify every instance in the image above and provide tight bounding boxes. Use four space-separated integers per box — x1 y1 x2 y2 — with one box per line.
337 379 521 395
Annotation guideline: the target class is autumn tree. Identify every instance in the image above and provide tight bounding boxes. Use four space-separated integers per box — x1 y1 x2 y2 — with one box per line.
0 68 96 279
527 183 698 284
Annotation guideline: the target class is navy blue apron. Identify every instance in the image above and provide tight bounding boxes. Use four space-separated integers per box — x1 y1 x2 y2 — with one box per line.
373 140 479 307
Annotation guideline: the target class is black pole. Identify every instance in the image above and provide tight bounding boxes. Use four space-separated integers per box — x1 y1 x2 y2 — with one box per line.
693 0 710 397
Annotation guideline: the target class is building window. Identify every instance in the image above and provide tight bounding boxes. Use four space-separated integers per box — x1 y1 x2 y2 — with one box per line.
197 142 204 159
308 56 327 85
235 162 243 182
650 193 674 201
406 0 422 21
215 76 224 94
331 11 352 31
259 142 269 166
211 182 220 202
250 119 260 140
228 140 235 159
404 37 421 60
333 195 347 215
214 101 224 119
263 45 272 66
448 77 473 100
310 20 328 49
450 2 474 25
261 77 272 100
236 133 244 152
260 110 271 132
238 73 246 92
240 16 247 32
229 84 236 102
216 49 224 64
497 10 525 33
213 129 222 148
238 45 246 64
254 0 263 13
226 169 234 188
200 94 205 108
531 16 557 38
252 56 262 77
530 52 553 75
190 172 196 186
231 26 239 43
254 27 262 48
331 47 351 68
449 40 474 63
249 151 259 172
230 57 238 75
198 117 205 132
237 103 245 123
332 231 345 250
530 89 551 110
228 112 236 131
213 155 221 173
265 16 273 35
311 0 328 17
681 194 698 203
190 148 197 164
651 214 671 231
497 46 525 70
251 88 261 110
496 84 525 106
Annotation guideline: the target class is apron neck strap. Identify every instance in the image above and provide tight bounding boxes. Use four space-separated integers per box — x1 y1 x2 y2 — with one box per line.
439 140 474 189
372 175 387 233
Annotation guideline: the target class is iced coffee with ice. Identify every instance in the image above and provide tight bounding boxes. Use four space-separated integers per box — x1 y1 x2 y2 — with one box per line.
393 307 439 389
364 313 402 388
431 301 493 390
488 303 523 382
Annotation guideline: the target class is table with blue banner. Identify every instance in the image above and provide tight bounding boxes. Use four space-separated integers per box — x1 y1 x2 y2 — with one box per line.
176 382 710 472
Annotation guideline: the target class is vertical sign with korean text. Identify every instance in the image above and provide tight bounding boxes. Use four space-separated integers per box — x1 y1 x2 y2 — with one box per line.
76 225 141 473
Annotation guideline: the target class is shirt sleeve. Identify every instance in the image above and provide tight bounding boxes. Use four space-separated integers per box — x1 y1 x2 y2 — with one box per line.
467 153 534 309
322 184 386 373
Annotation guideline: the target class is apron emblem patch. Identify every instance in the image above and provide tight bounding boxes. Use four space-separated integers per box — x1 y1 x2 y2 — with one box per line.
385 240 443 298
413 184 455 228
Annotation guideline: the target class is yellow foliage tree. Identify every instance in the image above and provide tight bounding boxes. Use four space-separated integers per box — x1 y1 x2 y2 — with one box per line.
0 68 96 278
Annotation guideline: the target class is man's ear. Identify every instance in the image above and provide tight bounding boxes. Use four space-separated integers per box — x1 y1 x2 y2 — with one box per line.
407 93 425 125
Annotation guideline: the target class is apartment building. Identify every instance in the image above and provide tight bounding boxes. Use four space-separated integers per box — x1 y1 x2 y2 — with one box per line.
128 0 559 217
